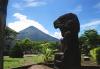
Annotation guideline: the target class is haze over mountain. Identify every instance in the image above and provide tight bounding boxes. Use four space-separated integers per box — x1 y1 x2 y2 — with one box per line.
17 26 59 42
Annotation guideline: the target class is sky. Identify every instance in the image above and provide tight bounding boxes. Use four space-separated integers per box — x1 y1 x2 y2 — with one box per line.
7 0 100 39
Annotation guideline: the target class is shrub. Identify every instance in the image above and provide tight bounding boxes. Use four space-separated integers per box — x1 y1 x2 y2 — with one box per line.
41 43 54 62
90 47 100 64
96 48 100 64
9 43 24 58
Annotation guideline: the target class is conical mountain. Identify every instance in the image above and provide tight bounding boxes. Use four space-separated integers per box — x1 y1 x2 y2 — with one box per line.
17 26 59 42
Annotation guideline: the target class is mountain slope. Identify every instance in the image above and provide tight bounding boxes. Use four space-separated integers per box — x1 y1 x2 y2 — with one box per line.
17 26 59 42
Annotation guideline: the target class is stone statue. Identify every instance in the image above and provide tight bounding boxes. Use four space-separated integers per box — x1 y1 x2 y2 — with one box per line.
0 0 8 69
54 13 81 69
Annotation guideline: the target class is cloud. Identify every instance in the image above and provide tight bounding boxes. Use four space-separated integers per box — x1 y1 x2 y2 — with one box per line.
80 19 100 30
24 0 47 7
98 31 100 34
94 2 100 9
52 19 100 39
12 0 46 10
12 3 23 10
8 13 49 34
52 32 62 39
52 19 100 38
8 13 62 39
74 5 82 13
69 5 82 14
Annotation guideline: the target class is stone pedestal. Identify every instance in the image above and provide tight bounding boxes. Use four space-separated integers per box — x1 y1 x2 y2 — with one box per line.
54 52 63 69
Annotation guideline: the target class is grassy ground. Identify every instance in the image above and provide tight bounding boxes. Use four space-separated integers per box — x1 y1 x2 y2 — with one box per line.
4 55 99 69
4 54 44 69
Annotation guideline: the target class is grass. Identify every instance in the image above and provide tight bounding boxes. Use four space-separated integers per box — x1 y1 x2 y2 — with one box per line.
4 54 44 69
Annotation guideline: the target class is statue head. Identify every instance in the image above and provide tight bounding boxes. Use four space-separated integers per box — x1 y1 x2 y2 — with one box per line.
54 13 80 37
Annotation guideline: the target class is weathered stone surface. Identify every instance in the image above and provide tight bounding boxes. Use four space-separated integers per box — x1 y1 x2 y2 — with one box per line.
54 13 81 69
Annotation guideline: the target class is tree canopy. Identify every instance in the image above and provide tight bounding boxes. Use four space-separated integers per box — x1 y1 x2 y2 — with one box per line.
79 29 100 56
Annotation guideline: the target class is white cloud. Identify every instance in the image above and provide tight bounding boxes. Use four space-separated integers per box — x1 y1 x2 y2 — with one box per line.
8 13 49 34
12 3 23 10
69 5 82 14
53 19 100 39
94 2 100 9
54 32 62 39
24 0 46 7
26 2 46 7
74 5 82 13
8 13 62 39
98 31 100 34
52 32 62 39
12 0 46 10
80 19 100 30
23 0 36 2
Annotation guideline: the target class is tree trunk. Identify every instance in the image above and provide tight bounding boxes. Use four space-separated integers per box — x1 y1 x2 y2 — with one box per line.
0 0 8 69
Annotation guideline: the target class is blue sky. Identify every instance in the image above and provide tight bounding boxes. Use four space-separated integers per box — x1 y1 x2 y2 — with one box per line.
7 0 100 39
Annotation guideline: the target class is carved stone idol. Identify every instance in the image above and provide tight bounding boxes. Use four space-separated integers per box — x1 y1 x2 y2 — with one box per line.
54 13 81 69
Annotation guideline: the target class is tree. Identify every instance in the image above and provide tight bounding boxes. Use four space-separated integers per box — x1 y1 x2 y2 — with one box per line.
31 41 43 54
4 27 18 55
9 42 24 58
79 36 88 55
84 29 98 48
96 35 100 46
20 38 33 54
5 27 17 40
79 29 99 56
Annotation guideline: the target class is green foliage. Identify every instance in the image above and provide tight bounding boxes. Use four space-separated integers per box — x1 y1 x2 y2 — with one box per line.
90 48 97 60
9 42 24 58
4 27 18 55
79 29 99 56
84 29 98 48
31 41 43 54
5 27 17 40
90 47 100 64
15 39 59 54
22 38 32 50
17 38 34 54
40 43 54 62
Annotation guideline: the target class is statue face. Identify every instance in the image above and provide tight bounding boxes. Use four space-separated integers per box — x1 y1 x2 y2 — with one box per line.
54 18 73 37
54 13 80 37
54 19 64 29
54 13 74 29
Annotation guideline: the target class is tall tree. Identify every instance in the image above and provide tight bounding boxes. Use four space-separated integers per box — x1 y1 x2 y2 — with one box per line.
84 29 98 48
20 38 33 54
79 29 99 55
4 27 17 55
0 0 8 69
5 27 17 40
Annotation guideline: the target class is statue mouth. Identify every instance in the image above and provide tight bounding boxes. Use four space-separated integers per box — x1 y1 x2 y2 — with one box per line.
54 20 59 29
54 20 64 29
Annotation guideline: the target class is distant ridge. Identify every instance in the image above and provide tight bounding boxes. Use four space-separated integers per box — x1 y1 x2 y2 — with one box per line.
17 26 59 42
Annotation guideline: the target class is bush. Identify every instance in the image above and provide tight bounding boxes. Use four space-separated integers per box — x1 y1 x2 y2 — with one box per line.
96 48 100 64
9 43 24 58
41 43 54 62
90 47 100 64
